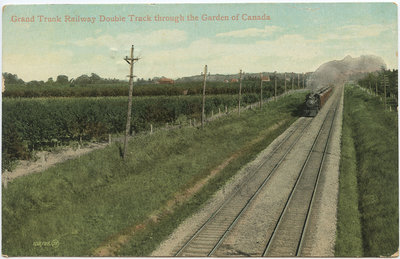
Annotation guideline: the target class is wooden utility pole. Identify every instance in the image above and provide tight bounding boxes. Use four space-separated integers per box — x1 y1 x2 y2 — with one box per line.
297 73 300 89
260 73 263 108
381 74 389 110
383 75 389 109
201 65 207 128
238 69 243 115
123 45 139 160
292 73 294 90
274 72 277 101
284 73 287 93
384 77 387 109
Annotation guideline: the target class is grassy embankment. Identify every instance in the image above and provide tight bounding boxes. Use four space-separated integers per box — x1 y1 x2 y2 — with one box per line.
336 84 398 256
3 92 306 256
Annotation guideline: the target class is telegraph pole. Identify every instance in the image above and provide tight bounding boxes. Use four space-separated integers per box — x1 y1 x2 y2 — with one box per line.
292 73 294 90
381 74 389 110
284 73 287 93
123 45 139 160
274 72 277 101
297 73 300 89
260 73 263 108
201 65 207 128
238 69 243 115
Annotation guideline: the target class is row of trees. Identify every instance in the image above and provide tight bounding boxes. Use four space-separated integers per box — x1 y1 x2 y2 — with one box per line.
3 72 309 88
2 72 126 87
357 68 398 99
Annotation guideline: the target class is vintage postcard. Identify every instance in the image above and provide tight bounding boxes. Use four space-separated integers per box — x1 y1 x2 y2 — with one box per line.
1 1 398 257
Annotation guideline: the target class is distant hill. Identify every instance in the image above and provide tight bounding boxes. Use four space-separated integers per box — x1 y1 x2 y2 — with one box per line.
308 55 386 90
176 71 309 83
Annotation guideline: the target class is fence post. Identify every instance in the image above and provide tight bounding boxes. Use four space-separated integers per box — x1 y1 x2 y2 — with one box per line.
260 73 263 108
274 72 277 101
150 124 153 134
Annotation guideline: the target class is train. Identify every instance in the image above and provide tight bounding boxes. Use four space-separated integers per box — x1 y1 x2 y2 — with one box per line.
304 86 333 117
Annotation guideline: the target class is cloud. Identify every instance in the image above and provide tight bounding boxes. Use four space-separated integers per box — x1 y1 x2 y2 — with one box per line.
216 25 282 38
134 34 324 78
3 23 396 82
316 23 395 42
73 29 187 49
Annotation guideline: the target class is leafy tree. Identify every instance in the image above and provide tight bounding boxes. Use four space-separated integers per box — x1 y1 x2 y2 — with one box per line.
2 72 24 85
90 73 102 84
74 75 91 86
56 75 69 84
27 80 45 87
46 77 54 85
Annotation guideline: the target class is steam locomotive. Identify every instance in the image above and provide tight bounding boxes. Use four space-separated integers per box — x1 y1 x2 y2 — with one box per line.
304 86 333 117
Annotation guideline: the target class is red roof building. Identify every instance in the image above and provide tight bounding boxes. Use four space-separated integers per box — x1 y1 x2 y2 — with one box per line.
158 78 174 84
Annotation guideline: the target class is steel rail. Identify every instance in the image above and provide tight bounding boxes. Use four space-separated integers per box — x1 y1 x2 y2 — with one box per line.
262 93 341 257
295 94 341 256
175 117 312 256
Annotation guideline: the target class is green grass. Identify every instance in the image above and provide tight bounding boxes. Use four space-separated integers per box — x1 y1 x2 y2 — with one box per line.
336 84 398 256
2 92 306 256
335 117 363 256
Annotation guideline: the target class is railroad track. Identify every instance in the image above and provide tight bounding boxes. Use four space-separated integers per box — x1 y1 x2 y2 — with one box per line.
262 94 341 257
175 116 313 257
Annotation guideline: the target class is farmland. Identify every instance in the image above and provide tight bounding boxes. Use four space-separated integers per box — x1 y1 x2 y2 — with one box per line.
2 92 307 256
3 80 282 98
2 94 263 170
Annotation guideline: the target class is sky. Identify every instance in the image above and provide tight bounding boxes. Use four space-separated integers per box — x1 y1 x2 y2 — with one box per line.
2 2 398 81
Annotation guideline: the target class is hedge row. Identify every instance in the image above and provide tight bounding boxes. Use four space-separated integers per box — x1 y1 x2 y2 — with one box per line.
2 94 259 170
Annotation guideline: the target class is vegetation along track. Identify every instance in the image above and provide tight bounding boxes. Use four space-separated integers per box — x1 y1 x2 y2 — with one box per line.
263 95 341 257
174 117 313 257
174 86 341 257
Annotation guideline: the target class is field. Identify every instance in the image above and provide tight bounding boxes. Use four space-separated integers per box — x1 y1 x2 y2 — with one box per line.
3 80 285 98
2 92 306 256
3 94 262 170
335 84 398 256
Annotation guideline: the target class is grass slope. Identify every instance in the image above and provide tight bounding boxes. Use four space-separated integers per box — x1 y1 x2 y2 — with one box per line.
2 92 305 256
335 118 363 256
336 85 398 256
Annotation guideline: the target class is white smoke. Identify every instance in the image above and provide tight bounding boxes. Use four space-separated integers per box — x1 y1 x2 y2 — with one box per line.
308 55 386 92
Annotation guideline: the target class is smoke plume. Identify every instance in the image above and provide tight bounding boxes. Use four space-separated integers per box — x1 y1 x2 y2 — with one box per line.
308 55 386 91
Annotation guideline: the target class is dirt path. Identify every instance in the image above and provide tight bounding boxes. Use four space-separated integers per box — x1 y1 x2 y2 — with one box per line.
2 142 108 185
